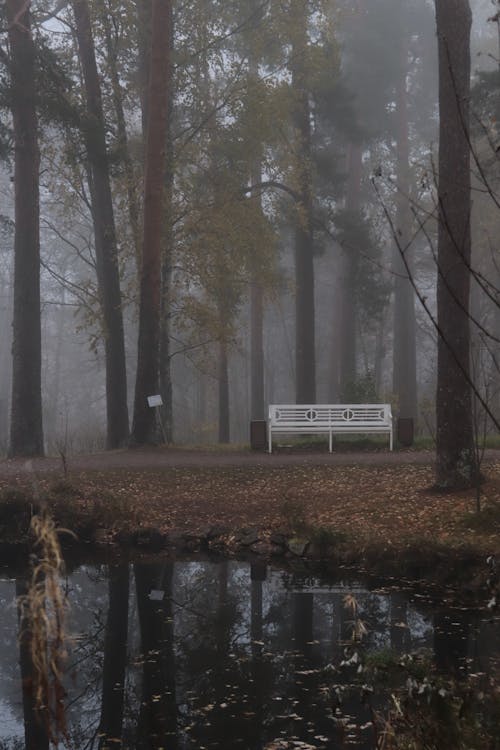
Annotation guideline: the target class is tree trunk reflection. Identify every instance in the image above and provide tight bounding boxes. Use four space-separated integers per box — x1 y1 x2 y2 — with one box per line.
135 562 177 749
98 564 130 750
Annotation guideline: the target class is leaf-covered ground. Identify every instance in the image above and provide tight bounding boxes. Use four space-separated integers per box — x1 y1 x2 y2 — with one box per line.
1 452 499 556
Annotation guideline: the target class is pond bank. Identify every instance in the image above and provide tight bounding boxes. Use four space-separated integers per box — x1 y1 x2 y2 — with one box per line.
0 453 499 605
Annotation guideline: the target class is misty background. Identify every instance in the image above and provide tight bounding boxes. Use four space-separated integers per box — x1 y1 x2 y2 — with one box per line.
0 0 498 453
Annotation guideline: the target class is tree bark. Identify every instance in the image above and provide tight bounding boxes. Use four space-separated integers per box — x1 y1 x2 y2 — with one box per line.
290 1 316 404
159 264 173 444
392 32 418 422
131 0 172 444
250 275 265 419
73 0 129 449
218 338 230 443
7 0 44 457
435 0 477 487
159 0 175 444
135 0 152 137
247 6 265 421
339 143 363 399
0 263 12 445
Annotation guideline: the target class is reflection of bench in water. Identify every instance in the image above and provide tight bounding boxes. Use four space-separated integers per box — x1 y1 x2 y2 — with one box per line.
285 585 367 595
268 403 393 453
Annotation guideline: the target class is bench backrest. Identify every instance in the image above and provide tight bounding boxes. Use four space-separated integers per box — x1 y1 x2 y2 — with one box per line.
268 404 392 427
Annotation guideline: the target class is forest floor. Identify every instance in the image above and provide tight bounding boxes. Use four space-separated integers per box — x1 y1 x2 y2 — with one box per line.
1 445 500 599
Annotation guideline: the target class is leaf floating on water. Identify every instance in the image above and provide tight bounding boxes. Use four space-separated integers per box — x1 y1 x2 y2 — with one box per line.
263 740 317 749
295 669 321 675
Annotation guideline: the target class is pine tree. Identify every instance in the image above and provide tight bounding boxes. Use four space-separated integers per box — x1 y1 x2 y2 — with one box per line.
435 0 477 487
8 0 44 457
131 0 172 445
72 0 130 449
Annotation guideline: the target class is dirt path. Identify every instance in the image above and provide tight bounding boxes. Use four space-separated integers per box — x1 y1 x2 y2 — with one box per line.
0 446 434 477
1 445 500 478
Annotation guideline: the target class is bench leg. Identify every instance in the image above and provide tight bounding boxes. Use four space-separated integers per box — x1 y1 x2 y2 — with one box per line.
268 427 272 454
329 430 332 453
390 430 393 451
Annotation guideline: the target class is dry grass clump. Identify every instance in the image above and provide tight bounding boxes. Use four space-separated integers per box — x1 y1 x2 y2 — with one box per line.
18 509 74 745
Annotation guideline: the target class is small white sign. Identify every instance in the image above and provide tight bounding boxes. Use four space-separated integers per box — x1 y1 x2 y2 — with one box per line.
148 589 165 601
147 394 163 407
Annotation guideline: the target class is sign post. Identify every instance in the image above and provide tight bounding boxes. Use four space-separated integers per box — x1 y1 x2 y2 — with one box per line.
147 394 167 443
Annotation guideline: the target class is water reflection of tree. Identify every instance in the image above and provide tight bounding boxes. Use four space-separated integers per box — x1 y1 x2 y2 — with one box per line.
174 561 274 748
433 608 473 677
134 562 177 750
250 562 266 745
98 564 130 750
15 576 49 750
63 566 109 744
3 562 500 749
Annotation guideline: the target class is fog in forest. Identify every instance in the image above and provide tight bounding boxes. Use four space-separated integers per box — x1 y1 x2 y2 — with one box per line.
0 0 498 454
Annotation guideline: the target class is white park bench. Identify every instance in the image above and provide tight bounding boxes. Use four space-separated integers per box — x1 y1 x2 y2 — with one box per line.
268 404 393 453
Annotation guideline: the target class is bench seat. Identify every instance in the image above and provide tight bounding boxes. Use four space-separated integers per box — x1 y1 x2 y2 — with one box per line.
268 404 393 453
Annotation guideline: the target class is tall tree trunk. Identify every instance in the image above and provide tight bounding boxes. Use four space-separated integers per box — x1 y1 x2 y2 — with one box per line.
98 565 130 750
290 1 316 404
7 0 44 457
0 262 12 445
218 337 230 443
328 261 342 402
435 0 477 487
246 6 265 421
392 28 418 423
159 252 173 443
374 305 389 397
250 275 265 420
159 0 175 444
132 0 172 444
249 150 264 422
73 0 129 449
250 267 264 418
135 0 152 137
45 289 66 443
339 142 363 399
134 0 175 444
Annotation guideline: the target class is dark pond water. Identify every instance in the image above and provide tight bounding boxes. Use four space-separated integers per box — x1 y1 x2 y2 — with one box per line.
0 560 499 749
